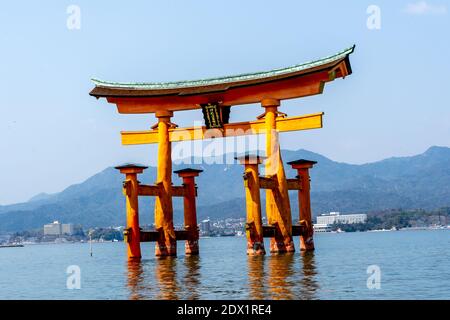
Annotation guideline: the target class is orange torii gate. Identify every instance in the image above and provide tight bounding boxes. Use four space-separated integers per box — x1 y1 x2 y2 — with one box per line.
90 46 354 260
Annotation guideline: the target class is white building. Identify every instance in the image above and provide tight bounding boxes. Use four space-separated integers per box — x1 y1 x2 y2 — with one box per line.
313 223 332 232
316 212 367 225
61 223 74 235
43 221 75 236
44 221 62 235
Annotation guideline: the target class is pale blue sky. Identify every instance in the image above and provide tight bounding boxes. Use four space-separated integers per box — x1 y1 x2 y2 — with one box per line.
0 1 449 204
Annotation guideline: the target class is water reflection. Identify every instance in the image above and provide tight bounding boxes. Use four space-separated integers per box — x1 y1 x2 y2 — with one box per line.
154 256 179 299
247 256 266 299
127 249 318 299
267 253 296 299
126 260 145 300
299 251 319 299
126 255 202 300
247 251 319 300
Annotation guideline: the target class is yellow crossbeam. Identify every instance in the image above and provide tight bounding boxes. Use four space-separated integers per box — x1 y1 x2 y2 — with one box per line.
121 112 323 145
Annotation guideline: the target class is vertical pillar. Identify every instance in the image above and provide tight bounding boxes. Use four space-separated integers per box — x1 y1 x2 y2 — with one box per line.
115 164 147 260
261 98 294 253
154 110 177 256
288 159 317 251
174 168 203 255
236 154 265 255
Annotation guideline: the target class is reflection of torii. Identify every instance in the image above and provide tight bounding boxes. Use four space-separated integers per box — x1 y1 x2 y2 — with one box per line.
90 46 355 259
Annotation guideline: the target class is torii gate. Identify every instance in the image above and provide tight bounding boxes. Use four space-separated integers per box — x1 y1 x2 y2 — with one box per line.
90 46 354 260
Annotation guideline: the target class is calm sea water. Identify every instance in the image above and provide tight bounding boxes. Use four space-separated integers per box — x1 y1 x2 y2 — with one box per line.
0 230 449 300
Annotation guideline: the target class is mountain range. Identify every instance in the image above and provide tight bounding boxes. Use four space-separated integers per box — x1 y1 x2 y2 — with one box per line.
0 146 449 232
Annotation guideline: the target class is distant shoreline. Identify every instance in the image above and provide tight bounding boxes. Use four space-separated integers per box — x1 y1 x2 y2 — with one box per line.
6 227 449 247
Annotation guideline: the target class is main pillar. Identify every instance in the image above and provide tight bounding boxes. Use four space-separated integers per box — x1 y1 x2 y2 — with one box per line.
115 164 147 260
174 168 203 255
288 159 317 251
154 110 177 256
236 154 266 255
261 98 294 253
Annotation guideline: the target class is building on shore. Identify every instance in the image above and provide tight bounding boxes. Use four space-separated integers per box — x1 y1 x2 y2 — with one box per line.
313 223 332 233
61 223 74 235
43 221 75 236
200 219 211 236
316 212 367 225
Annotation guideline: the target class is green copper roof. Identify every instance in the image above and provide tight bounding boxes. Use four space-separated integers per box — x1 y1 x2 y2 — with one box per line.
91 45 355 90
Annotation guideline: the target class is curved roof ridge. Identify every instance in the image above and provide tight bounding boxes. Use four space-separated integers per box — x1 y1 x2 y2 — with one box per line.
91 45 355 90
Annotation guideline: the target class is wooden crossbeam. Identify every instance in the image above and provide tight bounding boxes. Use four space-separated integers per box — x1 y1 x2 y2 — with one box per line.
291 225 304 236
258 177 300 190
137 184 186 197
121 112 323 145
139 230 159 242
171 186 185 197
262 225 277 237
138 185 159 196
286 178 301 190
259 176 278 190
139 230 193 242
262 225 305 238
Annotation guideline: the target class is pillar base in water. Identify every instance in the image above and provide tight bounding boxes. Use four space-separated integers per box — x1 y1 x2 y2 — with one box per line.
247 241 266 256
155 240 177 256
127 254 142 261
300 236 315 251
185 240 199 255
270 238 295 254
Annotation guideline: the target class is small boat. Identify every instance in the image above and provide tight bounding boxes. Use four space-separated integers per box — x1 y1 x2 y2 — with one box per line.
0 244 24 248
219 232 236 237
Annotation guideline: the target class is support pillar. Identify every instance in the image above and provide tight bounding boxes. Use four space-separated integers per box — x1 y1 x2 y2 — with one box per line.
288 159 317 251
115 164 147 260
174 168 203 255
154 110 177 256
261 98 294 253
236 154 266 255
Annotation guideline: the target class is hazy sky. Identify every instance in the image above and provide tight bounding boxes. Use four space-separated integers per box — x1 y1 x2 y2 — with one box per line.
0 1 449 204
